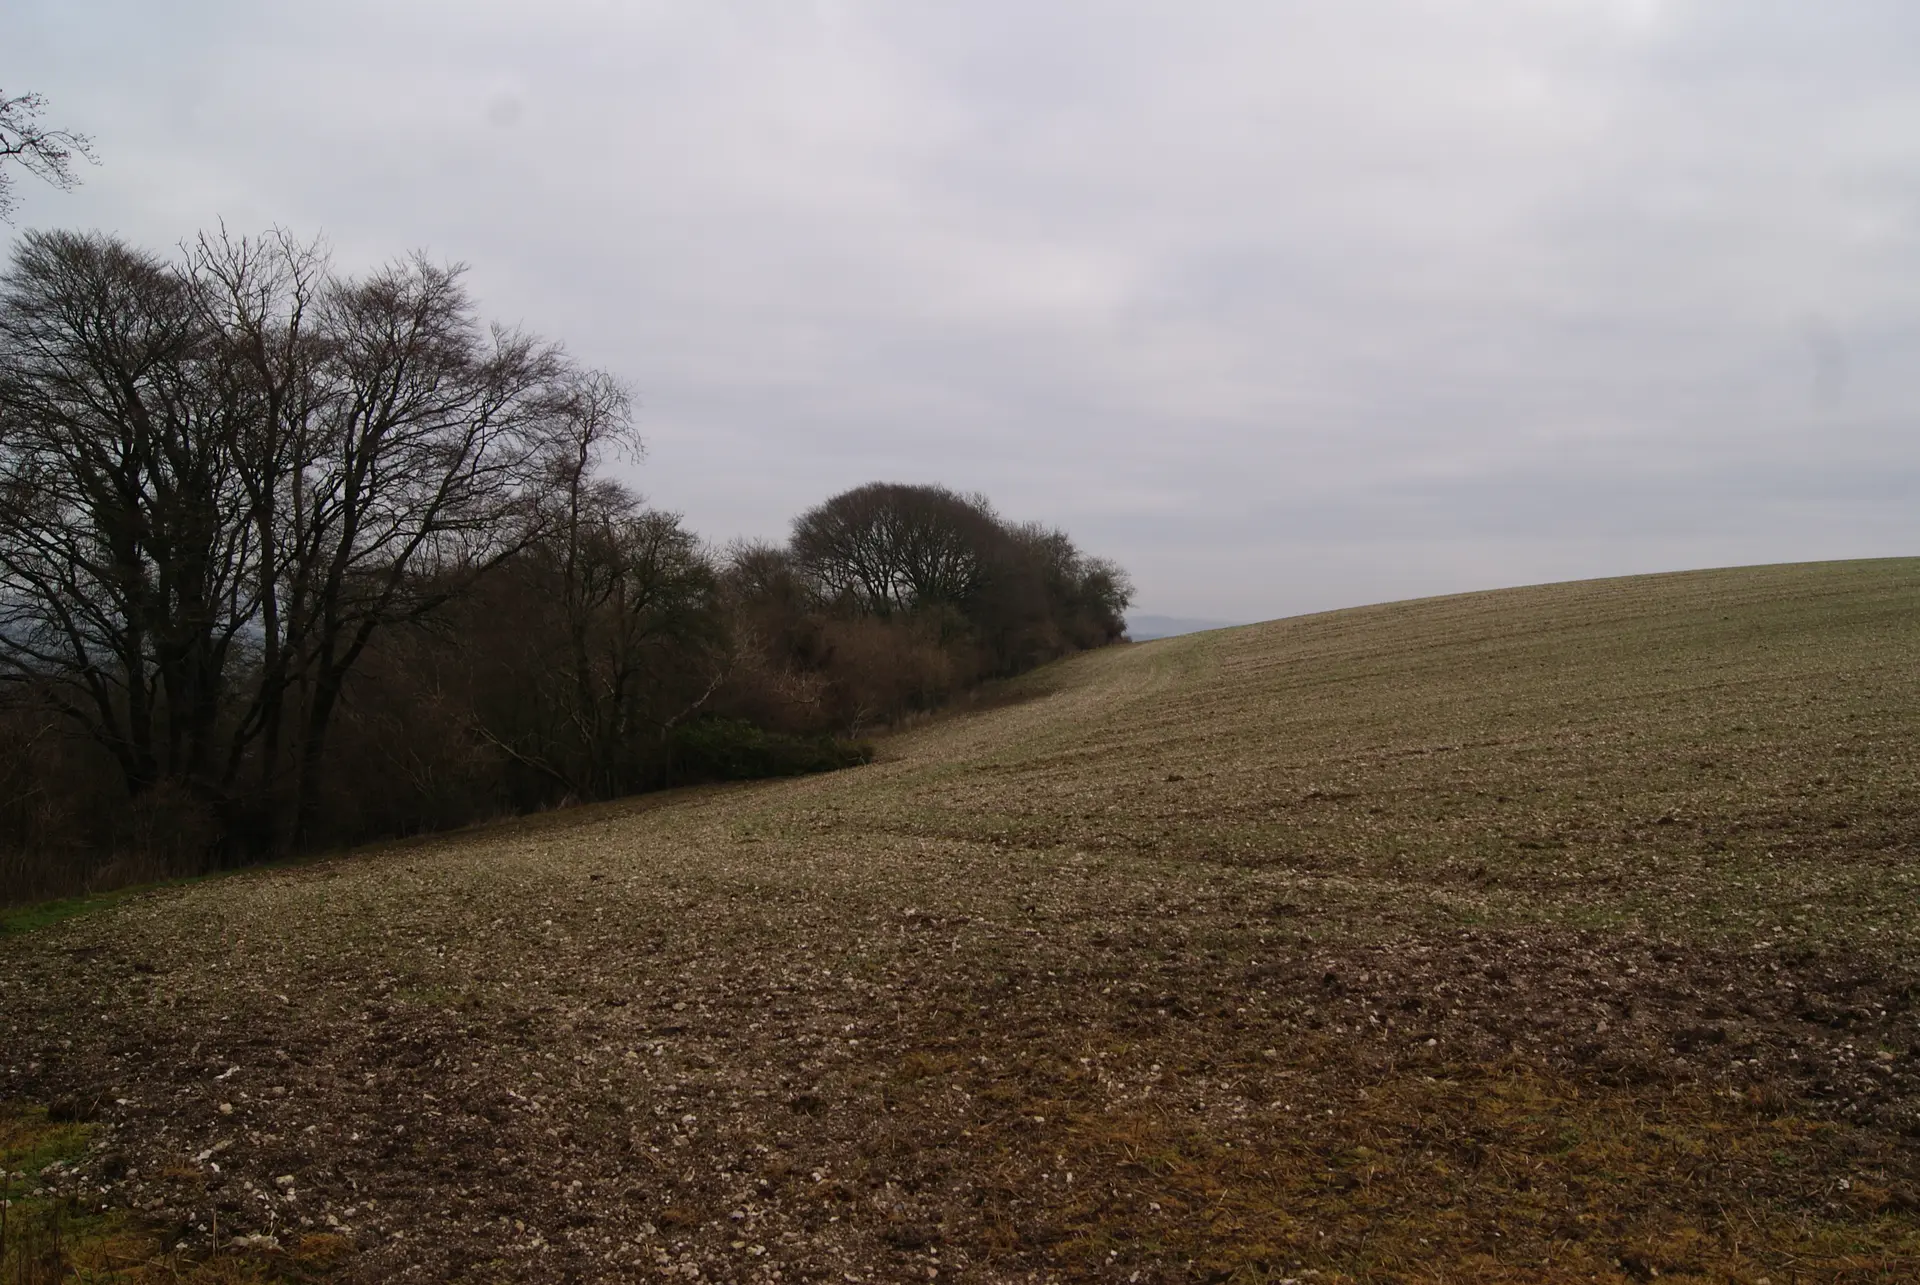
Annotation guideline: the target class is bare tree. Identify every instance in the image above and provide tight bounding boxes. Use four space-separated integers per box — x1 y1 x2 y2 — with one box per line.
976 521 1132 668
0 228 616 853
0 91 96 221
179 226 330 836
274 256 580 843
0 231 258 807
790 482 1000 617
472 391 724 799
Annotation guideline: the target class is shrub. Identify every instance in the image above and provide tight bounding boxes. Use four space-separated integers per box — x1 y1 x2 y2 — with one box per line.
668 718 873 784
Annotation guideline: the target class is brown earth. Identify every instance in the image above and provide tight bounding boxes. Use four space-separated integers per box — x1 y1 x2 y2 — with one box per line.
4 557 1920 1283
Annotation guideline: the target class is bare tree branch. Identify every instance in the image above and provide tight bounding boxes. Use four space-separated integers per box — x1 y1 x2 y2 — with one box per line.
0 91 97 222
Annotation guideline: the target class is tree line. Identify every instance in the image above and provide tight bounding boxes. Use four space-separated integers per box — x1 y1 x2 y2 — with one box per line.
0 228 1130 901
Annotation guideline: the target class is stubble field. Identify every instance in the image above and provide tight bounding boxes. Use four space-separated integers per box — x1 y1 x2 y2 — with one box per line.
3 557 1919 1283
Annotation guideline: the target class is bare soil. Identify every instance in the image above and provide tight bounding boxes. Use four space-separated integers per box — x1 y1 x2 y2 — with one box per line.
4 558 1919 1283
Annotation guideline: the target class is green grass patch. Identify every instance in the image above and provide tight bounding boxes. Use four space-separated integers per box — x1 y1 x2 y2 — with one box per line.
0 885 155 937
1 1104 350 1281
1 1103 122 1283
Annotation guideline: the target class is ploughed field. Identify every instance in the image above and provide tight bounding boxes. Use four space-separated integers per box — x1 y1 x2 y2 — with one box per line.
4 559 1920 1283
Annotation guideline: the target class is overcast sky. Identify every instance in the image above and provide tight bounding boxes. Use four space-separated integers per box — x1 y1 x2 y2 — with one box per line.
13 1 1920 619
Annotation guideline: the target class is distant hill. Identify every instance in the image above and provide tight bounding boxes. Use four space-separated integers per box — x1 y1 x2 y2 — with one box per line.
1125 612 1243 640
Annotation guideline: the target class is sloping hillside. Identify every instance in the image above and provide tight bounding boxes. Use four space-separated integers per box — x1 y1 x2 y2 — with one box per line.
5 559 1919 1283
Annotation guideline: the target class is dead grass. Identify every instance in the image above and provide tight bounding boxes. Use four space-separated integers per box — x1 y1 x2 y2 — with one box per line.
955 1056 1920 1282
2 557 1918 1281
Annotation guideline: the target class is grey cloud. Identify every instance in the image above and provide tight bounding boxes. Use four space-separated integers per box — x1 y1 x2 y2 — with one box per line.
12 0 1919 619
